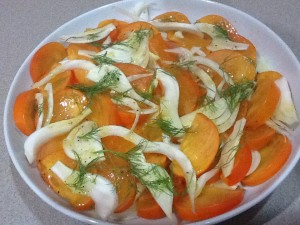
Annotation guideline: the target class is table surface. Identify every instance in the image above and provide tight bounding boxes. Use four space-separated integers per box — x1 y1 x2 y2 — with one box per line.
1 0 300 224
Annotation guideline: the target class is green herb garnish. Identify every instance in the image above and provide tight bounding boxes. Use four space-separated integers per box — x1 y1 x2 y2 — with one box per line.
71 69 121 99
155 118 186 137
214 25 229 39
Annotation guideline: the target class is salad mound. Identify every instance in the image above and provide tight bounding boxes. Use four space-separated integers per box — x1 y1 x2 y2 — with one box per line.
13 6 298 224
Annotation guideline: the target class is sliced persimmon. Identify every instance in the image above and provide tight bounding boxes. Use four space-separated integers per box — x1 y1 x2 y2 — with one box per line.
243 134 291 186
51 88 88 123
174 186 244 221
30 42 67 82
246 79 280 128
67 43 100 62
136 189 166 219
221 144 252 186
145 153 169 168
172 113 219 177
197 15 256 61
149 33 178 67
243 124 276 150
116 21 158 41
207 50 256 83
256 71 282 82
166 66 205 116
13 89 39 136
87 93 121 126
153 11 190 23
37 135 94 211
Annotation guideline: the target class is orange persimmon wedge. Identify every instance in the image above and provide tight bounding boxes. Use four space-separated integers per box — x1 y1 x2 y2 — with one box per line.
246 79 280 128
153 11 190 23
30 42 67 82
207 50 256 83
166 67 205 116
243 124 276 150
174 186 244 221
51 89 88 123
67 43 100 62
136 189 166 219
172 113 219 177
242 134 291 186
37 135 94 211
13 89 39 136
197 15 256 61
256 71 282 82
221 144 252 186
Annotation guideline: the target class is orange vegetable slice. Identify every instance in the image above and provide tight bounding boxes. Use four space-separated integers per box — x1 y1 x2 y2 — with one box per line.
243 124 276 150
153 11 190 23
37 135 94 211
13 89 39 136
136 189 166 219
256 71 282 82
197 15 256 61
246 79 280 128
174 186 244 221
51 89 88 123
30 42 67 82
172 113 219 177
242 134 291 186
67 43 100 62
117 21 158 41
221 144 252 186
207 50 256 83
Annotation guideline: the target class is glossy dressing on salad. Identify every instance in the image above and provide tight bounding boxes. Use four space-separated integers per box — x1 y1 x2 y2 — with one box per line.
13 4 299 224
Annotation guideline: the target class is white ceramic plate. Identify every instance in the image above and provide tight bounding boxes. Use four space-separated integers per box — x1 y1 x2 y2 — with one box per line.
4 0 300 224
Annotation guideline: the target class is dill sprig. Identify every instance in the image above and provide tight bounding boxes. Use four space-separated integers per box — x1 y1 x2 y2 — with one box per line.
214 25 229 39
155 118 186 137
116 29 151 49
93 53 115 65
110 89 132 103
67 152 100 193
172 60 197 70
78 126 100 141
220 81 255 111
71 70 121 99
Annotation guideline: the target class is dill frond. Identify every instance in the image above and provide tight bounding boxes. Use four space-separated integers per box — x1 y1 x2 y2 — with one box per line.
67 152 100 193
71 69 121 99
93 53 115 65
155 118 186 137
214 25 229 39
173 60 197 70
220 81 255 111
78 126 100 141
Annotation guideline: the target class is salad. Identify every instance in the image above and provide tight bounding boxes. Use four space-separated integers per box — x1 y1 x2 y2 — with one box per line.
13 5 299 224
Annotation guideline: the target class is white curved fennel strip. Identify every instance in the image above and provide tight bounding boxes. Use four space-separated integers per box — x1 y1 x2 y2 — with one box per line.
246 150 261 176
195 23 249 51
156 68 184 138
63 121 104 165
189 65 216 99
32 59 97 88
111 96 141 132
128 150 174 220
96 29 151 68
51 161 118 220
24 108 92 164
35 93 44 130
60 23 116 43
219 118 246 177
97 125 197 210
87 64 158 110
150 21 204 37
43 83 54 126
271 77 299 129
195 168 219 197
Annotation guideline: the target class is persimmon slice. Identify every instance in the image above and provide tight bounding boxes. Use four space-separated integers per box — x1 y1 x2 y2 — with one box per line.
174 186 244 221
30 42 67 82
246 79 280 128
136 189 166 219
243 124 276 150
221 144 252 186
242 134 291 186
172 113 219 177
13 89 39 136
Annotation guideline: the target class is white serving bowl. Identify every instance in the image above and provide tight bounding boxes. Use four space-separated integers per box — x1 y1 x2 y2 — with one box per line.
4 0 300 224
